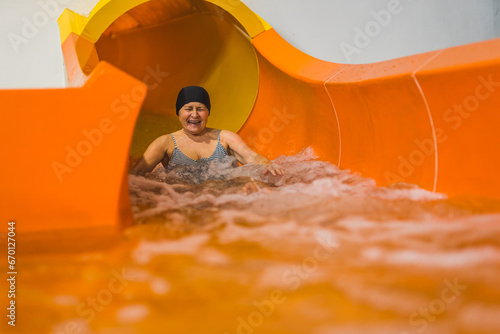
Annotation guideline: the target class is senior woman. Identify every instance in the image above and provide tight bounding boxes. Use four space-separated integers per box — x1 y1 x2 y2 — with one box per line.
132 86 283 177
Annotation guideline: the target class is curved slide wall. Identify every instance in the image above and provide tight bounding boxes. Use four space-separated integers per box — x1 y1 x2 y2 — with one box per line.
244 30 500 196
242 0 500 64
1 0 500 234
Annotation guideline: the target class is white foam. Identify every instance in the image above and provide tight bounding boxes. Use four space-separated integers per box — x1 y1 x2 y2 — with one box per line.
459 303 500 332
52 295 79 306
384 247 500 269
128 146 500 334
132 234 210 264
115 304 150 324
149 277 171 296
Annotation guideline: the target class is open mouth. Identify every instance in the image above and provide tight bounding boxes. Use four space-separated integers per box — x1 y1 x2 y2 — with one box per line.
187 120 202 125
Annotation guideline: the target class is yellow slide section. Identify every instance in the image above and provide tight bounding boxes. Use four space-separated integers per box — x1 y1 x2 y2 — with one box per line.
91 0 262 158
2 0 500 235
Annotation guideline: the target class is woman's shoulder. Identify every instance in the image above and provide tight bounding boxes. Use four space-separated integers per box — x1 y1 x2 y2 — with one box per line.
156 133 175 141
151 133 175 148
203 128 229 138
219 129 244 147
205 128 224 133
219 129 240 139
218 129 238 138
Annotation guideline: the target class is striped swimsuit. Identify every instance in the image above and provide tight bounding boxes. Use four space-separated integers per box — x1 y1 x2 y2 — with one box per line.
168 130 228 169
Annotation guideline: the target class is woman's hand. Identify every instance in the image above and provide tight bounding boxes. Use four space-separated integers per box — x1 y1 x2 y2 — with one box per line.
221 130 285 176
262 163 284 176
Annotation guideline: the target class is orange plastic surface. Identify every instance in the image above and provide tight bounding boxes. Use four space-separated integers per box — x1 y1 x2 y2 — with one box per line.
3 2 500 236
240 29 500 198
61 33 100 86
238 29 343 165
0 61 146 233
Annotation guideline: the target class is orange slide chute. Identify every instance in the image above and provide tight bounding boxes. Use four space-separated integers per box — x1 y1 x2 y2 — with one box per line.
0 58 146 233
242 29 500 198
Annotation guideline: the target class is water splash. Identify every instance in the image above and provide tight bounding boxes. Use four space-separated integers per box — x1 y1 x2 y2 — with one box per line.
18 147 500 334
125 147 500 334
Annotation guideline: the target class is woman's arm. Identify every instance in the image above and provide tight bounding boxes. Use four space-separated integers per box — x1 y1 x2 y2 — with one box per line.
221 130 283 176
131 135 171 176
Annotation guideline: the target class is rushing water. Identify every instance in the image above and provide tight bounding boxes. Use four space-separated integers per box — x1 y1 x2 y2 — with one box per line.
14 148 500 334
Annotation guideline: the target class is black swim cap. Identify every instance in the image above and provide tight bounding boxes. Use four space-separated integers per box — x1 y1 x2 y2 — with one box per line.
175 86 211 115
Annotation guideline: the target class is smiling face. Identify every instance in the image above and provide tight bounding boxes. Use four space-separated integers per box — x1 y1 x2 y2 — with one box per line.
178 102 209 135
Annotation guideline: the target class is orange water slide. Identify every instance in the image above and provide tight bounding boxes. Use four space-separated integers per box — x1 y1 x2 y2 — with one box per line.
0 59 146 233
246 29 500 197
1 0 500 234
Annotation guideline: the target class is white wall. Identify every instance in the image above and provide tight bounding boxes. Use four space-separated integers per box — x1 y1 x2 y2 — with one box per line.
242 0 500 64
2 0 500 89
495 0 500 36
0 0 99 89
